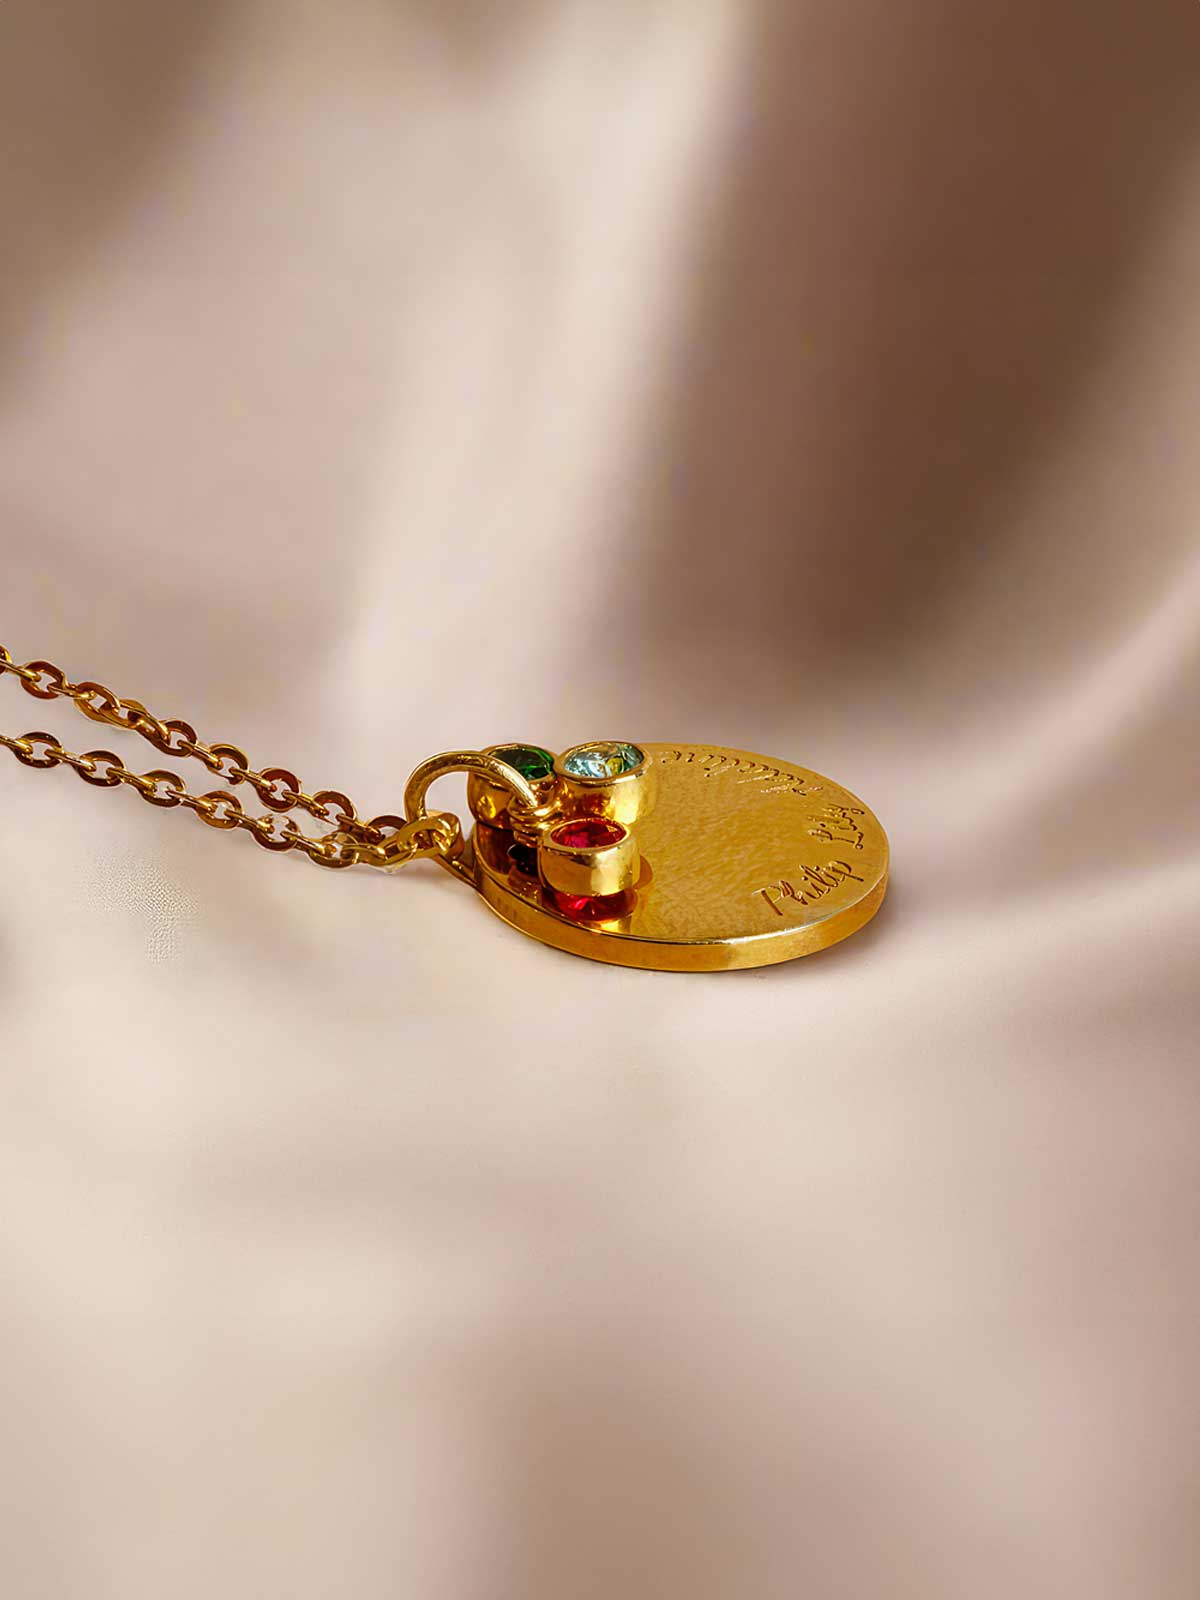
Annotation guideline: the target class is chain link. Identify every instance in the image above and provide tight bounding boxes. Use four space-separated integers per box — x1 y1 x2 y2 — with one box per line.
0 644 460 871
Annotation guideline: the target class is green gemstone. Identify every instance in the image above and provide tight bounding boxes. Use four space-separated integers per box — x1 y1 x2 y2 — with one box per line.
562 741 645 780
492 744 555 781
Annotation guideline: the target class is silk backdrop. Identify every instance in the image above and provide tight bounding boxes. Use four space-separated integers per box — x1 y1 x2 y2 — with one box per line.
2 4 1198 1597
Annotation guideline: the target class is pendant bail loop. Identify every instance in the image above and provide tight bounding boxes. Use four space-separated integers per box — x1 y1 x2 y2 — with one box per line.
399 749 546 884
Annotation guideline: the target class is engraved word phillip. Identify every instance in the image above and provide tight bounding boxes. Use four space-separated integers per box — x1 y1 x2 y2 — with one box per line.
757 860 863 917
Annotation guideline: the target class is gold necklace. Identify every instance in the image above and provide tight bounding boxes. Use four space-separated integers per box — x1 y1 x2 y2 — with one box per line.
1 643 888 971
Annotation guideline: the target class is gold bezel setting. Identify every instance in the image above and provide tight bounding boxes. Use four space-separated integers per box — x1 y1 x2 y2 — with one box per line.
466 742 557 831
537 815 640 899
553 740 656 827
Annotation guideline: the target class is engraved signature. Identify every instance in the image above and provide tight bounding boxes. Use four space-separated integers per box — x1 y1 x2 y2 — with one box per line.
656 747 822 799
806 801 866 852
757 861 863 917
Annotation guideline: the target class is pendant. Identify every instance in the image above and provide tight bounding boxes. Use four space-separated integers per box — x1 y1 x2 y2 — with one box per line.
1 648 887 962
403 740 888 971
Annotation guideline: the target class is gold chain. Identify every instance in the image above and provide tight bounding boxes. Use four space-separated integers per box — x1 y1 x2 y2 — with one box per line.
0 644 460 871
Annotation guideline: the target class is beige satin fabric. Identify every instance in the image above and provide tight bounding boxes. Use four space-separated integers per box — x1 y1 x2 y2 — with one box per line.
2 4 1198 1597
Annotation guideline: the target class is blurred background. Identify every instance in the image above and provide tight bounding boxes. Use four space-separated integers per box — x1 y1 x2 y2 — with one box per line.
2 3 1198 1597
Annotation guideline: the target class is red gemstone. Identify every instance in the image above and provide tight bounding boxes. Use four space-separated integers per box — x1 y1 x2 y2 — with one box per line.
550 889 632 921
551 818 625 850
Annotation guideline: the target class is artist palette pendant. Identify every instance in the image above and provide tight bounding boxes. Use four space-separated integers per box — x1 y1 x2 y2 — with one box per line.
408 740 889 972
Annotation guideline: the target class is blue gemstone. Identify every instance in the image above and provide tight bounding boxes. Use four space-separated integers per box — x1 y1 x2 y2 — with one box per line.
562 742 645 780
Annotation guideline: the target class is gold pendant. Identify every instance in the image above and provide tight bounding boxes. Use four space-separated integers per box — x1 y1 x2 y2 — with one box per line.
2 648 888 970
404 741 888 972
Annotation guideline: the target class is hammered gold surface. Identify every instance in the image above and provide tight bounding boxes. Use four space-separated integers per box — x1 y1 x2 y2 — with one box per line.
473 743 889 970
